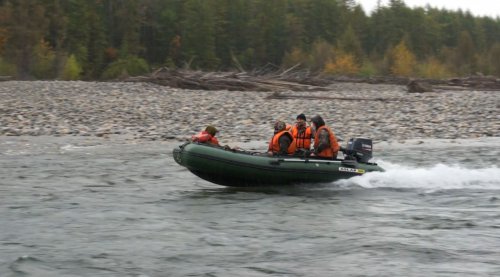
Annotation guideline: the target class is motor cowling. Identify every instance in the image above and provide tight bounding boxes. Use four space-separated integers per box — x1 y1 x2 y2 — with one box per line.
345 137 373 163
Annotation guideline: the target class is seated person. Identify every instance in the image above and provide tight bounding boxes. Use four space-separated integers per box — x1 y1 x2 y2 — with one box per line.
191 125 220 146
267 120 296 155
310 115 339 159
290 113 313 153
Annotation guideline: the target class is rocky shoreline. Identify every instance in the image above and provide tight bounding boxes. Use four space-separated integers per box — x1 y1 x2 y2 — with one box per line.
0 81 498 144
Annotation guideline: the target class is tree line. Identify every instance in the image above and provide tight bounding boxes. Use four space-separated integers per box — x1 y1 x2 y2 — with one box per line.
0 0 499 80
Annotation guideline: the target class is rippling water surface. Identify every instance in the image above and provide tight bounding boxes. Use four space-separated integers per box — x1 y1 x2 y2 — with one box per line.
1 136 499 277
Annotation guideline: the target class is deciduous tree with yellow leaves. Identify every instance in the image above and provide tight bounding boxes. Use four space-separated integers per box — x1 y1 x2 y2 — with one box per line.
389 39 416 77
323 51 359 75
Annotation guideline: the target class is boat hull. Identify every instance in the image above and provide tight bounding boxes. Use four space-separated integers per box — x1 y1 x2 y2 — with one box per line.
173 143 383 187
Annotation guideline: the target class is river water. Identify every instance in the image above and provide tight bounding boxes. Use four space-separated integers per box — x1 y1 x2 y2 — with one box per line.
1 136 499 277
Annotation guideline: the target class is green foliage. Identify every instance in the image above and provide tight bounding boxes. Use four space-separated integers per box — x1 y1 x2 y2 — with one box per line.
308 39 336 72
0 28 8 56
0 0 48 78
358 61 378 77
101 56 150 80
247 0 288 67
337 25 364 65
301 0 343 45
455 31 478 75
488 43 500 76
282 47 308 68
180 0 219 69
212 0 253 69
0 56 16 75
416 57 452 79
61 54 82 80
234 48 255 69
0 0 500 78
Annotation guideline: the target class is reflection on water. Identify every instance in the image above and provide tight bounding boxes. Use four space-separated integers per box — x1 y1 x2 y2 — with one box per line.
0 136 499 276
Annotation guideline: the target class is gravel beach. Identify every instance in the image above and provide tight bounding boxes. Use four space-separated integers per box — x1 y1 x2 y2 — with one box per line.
0 81 498 144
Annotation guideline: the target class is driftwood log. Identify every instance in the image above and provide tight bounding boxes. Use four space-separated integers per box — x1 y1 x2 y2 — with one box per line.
266 91 410 102
0 76 13 81
444 75 500 90
406 75 500 92
124 68 329 92
124 68 500 92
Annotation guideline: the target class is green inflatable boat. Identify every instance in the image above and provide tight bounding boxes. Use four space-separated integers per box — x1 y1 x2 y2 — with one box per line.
173 138 384 187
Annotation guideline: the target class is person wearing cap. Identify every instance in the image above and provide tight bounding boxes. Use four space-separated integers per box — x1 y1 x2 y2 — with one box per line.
268 120 296 155
309 115 339 159
191 125 220 146
290 113 313 152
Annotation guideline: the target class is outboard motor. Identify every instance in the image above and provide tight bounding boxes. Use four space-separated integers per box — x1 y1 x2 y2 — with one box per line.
345 137 373 163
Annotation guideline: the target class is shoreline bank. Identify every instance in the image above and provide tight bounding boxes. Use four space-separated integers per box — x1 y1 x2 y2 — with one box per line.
0 81 498 143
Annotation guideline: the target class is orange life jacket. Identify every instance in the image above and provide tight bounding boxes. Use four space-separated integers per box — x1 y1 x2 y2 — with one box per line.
191 131 219 145
313 126 339 158
268 130 296 154
291 125 312 149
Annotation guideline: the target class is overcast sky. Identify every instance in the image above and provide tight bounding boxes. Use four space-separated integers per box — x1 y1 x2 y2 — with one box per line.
356 0 500 18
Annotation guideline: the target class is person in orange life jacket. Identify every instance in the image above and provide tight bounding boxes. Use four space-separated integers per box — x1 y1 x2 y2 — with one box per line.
191 125 220 146
309 115 339 159
290 113 313 152
267 120 296 155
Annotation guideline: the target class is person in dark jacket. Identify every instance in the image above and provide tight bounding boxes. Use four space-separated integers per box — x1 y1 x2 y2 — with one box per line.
310 115 339 158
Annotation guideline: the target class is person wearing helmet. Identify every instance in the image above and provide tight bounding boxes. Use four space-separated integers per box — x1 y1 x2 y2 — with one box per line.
268 120 296 155
310 115 339 159
290 113 313 152
191 125 220 146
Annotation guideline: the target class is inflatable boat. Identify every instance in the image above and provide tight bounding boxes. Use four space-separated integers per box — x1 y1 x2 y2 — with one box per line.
172 138 384 187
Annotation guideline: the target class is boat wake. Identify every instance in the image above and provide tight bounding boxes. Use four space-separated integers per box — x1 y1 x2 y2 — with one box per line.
336 161 500 191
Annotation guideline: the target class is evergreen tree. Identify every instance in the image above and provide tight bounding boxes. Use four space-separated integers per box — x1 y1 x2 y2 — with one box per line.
158 0 183 67
247 0 288 67
62 0 90 73
31 38 56 79
41 0 67 76
0 0 499 78
337 25 364 65
302 0 342 45
345 4 369 55
212 0 253 69
62 0 107 78
488 43 500 76
86 0 107 78
0 0 48 78
180 0 219 69
137 0 170 65
455 30 477 74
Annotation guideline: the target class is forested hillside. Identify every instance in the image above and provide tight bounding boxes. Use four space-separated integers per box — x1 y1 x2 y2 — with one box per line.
0 0 499 80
